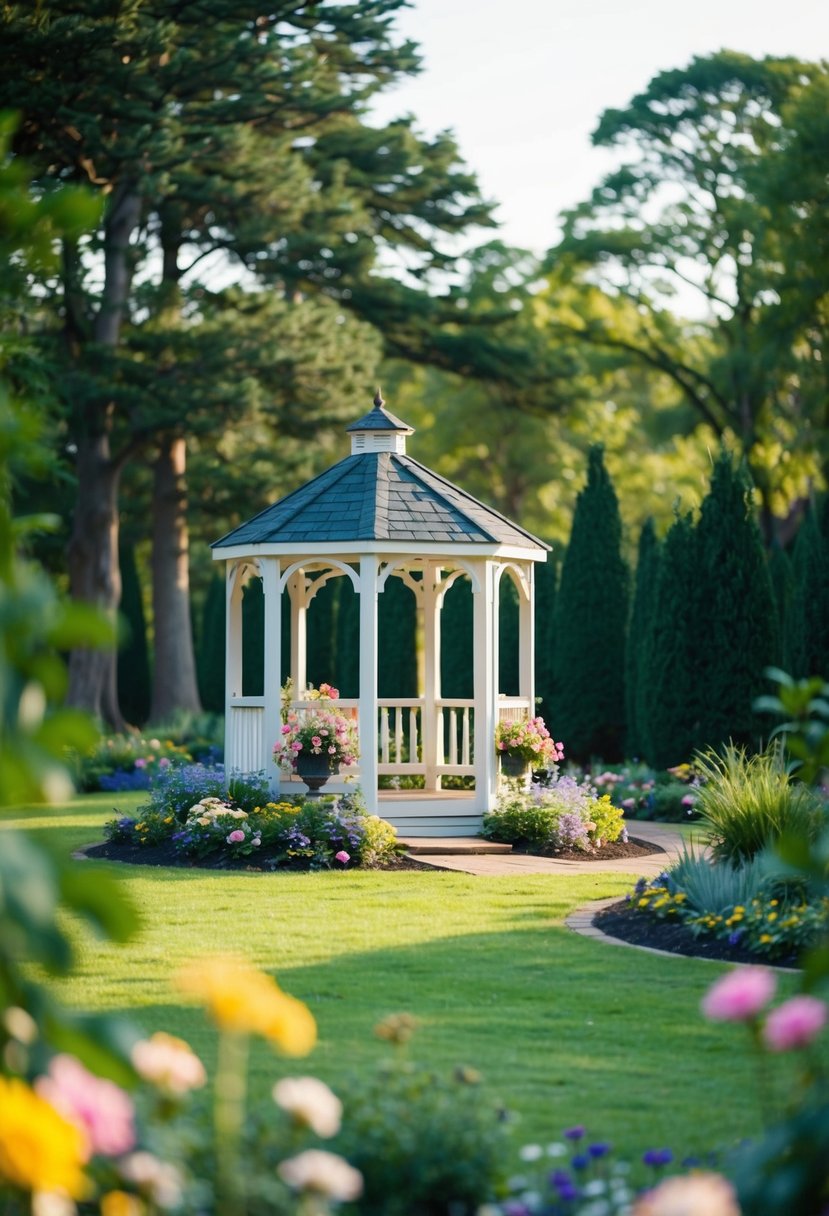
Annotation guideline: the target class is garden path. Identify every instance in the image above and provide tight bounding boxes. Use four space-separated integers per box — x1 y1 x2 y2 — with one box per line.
398 821 688 877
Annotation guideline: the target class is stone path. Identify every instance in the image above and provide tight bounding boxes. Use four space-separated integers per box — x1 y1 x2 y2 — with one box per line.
398 821 689 877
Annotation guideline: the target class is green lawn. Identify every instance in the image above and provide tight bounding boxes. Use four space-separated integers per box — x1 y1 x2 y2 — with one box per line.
3 793 797 1160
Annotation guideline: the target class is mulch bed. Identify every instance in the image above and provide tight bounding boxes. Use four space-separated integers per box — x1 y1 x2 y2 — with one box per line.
594 899 799 968
81 840 438 872
518 837 659 862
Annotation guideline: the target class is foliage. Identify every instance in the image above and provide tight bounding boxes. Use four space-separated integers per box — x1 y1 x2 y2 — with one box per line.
274 707 360 772
754 666 829 787
334 1042 509 1216
482 773 625 854
551 446 629 761
695 744 825 865
117 538 151 727
784 503 829 679
71 733 192 792
625 518 660 758
494 715 564 766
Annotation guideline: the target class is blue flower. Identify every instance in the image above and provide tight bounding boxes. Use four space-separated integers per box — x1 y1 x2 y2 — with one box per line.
588 1142 610 1159
571 1154 589 1170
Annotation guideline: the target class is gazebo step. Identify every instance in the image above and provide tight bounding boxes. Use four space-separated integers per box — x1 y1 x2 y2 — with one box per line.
398 836 512 854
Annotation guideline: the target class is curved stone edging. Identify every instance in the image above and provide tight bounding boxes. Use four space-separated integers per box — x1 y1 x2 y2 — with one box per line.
565 898 799 972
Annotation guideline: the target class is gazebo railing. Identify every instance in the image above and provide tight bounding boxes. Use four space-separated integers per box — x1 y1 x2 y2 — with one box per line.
227 696 265 774
376 697 476 777
497 696 533 722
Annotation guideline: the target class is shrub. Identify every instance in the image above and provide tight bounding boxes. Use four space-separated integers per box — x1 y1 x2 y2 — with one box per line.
695 744 824 865
356 815 401 868
668 847 771 917
148 762 228 819
71 733 192 791
482 774 620 854
130 807 177 847
587 794 625 845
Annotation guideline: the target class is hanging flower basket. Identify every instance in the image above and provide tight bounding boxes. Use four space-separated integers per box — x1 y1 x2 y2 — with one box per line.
500 752 530 779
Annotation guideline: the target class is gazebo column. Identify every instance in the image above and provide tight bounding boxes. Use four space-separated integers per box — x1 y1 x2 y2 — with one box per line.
422 562 442 792
288 569 308 695
223 562 244 774
473 559 499 810
359 555 379 809
518 563 535 710
262 558 282 794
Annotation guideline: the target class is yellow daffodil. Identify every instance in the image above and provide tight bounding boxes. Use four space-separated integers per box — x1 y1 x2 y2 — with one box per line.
0 1076 88 1197
176 956 316 1055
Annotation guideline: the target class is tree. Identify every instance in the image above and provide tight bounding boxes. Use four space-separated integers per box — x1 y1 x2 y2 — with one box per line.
552 52 829 538
116 541 151 727
2 0 492 725
534 551 557 724
691 452 778 751
625 519 660 759
639 513 699 769
551 447 628 761
785 504 829 679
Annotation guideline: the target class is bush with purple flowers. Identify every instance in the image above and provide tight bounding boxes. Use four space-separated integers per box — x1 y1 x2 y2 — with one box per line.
482 773 625 854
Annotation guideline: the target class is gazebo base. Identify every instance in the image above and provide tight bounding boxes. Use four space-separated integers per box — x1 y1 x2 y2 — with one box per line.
376 789 482 837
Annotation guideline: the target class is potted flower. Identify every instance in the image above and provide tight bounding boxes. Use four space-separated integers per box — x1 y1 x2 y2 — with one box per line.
273 708 359 796
494 716 564 780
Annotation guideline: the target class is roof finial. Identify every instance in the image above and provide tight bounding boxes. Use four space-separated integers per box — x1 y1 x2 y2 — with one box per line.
373 387 385 408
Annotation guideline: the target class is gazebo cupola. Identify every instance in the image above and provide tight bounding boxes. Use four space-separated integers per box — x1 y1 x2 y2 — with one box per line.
212 391 549 837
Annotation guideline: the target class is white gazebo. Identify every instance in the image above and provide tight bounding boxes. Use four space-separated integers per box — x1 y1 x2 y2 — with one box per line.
212 393 548 836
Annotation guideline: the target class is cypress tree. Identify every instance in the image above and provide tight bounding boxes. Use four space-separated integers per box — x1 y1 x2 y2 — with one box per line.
333 577 360 698
378 576 417 698
534 551 557 723
625 519 660 759
440 577 473 698
551 447 629 761
768 543 793 661
640 513 699 768
785 505 829 677
692 452 778 751
117 541 151 727
198 574 226 713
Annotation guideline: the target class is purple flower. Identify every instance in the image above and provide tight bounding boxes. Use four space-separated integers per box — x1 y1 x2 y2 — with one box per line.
588 1142 610 1158
564 1125 585 1141
571 1153 589 1170
643 1148 673 1167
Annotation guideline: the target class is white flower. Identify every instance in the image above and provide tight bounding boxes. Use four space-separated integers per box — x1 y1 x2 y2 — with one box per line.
119 1152 184 1209
131 1032 207 1097
519 1144 543 1162
273 1076 342 1138
32 1193 76 1216
278 1150 362 1201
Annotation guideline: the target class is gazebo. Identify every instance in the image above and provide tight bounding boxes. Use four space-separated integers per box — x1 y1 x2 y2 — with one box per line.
212 393 548 836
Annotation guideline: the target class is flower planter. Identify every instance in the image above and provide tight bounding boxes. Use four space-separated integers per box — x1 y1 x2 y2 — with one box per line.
499 752 531 788
295 753 338 798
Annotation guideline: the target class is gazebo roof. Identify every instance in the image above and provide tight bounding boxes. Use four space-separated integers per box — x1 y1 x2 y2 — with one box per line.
212 395 548 552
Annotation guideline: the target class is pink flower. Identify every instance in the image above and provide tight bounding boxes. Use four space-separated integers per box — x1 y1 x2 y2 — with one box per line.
291 742 303 752
311 736 322 748
227 829 246 844
35 1054 135 1158
132 1032 207 1097
763 995 828 1052
681 794 696 806
134 758 147 769
328 746 337 755
622 798 636 809
701 967 776 1022
282 724 292 735
335 851 350 865
159 757 170 768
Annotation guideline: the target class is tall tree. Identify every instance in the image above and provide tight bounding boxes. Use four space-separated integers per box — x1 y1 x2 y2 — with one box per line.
784 504 829 679
639 513 699 769
625 519 660 759
551 447 628 761
552 52 829 537
534 551 557 724
691 452 778 751
2 0 492 724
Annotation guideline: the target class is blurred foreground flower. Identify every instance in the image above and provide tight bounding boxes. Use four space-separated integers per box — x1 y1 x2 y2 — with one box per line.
176 955 316 1054
35 1054 135 1157
273 1076 342 1138
0 1075 88 1197
278 1149 363 1201
700 967 776 1022
633 1171 741 1215
131 1031 207 1096
762 994 828 1052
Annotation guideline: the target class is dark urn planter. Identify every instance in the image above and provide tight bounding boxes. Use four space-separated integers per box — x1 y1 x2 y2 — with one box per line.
499 752 530 780
296 752 338 797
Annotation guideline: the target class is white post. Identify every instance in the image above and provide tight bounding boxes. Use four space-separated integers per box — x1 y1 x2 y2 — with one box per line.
473 559 498 810
519 562 535 716
262 558 282 795
359 555 379 810
422 561 442 791
224 562 244 775
289 571 307 695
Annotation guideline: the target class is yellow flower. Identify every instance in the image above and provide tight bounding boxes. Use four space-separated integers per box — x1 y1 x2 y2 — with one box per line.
101 1192 145 1216
760 934 772 944
176 956 316 1055
0 1076 87 1197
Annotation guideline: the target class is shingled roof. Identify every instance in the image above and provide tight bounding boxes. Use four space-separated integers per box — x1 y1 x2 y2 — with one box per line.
213 396 548 551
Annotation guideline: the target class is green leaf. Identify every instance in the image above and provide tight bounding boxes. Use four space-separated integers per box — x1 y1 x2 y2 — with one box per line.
58 864 140 943
44 1008 140 1088
48 602 114 649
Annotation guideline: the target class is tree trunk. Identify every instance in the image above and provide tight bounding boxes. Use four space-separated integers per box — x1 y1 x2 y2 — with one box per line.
64 183 142 726
149 433 203 722
66 434 127 730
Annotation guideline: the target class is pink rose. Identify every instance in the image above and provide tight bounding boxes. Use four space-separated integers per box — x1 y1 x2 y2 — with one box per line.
282 724 292 735
35 1054 135 1158
328 746 337 755
291 742 303 752
311 736 322 748
763 995 828 1051
701 967 776 1022
335 851 350 864
227 830 246 844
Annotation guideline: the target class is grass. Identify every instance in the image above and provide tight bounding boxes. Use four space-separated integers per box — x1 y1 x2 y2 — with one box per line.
3 793 800 1161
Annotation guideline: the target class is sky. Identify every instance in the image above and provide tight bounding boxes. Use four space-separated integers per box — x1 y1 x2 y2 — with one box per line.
370 0 829 256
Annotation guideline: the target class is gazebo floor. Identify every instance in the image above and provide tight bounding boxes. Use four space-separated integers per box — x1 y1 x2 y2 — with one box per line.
377 788 475 801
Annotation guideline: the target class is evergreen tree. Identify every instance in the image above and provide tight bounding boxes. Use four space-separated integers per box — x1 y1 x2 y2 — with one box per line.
625 519 660 759
333 579 360 699
640 513 699 768
198 575 226 714
551 447 629 761
785 505 829 677
242 579 264 698
440 578 473 699
498 575 520 696
692 452 778 751
116 542 151 727
534 552 557 723
768 543 793 660
378 576 417 698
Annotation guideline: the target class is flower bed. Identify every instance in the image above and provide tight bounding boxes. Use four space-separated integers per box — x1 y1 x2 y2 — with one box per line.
482 771 628 856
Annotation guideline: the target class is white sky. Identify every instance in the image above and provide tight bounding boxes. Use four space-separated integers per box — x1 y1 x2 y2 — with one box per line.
370 0 829 255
